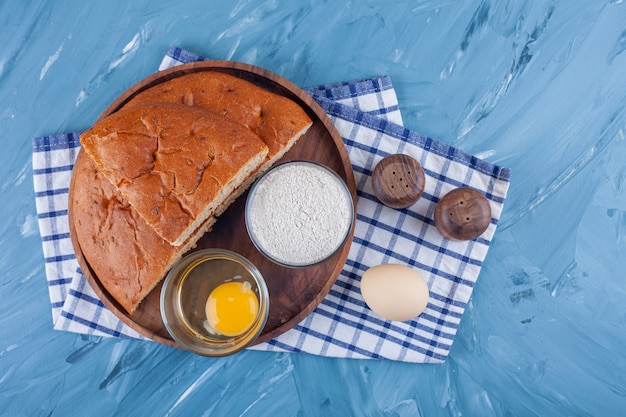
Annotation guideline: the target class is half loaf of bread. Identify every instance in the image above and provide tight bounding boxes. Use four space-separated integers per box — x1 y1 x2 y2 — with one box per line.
71 151 201 313
80 102 269 246
122 71 312 179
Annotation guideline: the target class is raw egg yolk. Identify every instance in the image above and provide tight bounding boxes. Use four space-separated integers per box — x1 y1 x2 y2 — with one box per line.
205 281 259 337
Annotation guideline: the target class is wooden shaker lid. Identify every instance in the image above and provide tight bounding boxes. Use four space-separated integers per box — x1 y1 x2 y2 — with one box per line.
371 154 425 209
434 187 491 241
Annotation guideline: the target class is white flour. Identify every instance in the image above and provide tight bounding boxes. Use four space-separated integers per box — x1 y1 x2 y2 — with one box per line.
246 162 353 266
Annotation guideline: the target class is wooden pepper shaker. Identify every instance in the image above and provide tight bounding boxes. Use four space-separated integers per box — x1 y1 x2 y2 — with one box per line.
434 187 491 240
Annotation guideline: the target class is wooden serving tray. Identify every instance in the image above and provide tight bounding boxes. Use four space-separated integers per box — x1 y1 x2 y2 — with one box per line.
68 61 356 347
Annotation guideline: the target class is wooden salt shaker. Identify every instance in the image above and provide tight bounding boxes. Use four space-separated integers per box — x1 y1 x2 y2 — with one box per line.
371 154 425 209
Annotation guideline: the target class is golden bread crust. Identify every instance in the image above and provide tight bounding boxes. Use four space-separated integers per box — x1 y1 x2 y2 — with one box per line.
123 71 312 165
72 152 179 313
80 103 269 246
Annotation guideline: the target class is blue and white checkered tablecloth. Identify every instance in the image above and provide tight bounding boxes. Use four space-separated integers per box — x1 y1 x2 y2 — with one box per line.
32 46 511 363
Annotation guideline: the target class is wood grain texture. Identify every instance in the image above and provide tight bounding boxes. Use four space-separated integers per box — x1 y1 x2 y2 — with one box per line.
434 187 491 241
68 61 357 347
371 154 425 209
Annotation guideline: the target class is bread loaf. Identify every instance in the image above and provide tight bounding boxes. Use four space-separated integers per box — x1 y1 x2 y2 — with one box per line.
80 102 269 246
71 151 201 313
122 71 312 177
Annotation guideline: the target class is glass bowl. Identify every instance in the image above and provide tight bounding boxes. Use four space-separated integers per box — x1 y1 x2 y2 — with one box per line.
160 249 269 357
245 160 354 268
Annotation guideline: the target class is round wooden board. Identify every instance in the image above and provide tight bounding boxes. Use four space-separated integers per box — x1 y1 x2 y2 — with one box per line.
68 61 357 348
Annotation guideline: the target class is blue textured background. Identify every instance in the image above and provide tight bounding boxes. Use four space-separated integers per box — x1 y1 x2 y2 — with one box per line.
2 1 626 415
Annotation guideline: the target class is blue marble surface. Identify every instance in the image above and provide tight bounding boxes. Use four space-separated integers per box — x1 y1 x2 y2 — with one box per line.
2 1 626 415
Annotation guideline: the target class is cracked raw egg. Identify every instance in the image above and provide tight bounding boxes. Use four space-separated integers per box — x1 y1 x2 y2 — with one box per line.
205 281 259 337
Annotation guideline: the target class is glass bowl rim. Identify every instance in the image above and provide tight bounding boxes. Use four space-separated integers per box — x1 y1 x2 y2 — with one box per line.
160 248 269 357
244 160 355 268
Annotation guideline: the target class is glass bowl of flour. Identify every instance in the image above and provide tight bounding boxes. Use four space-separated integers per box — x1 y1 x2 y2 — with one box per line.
245 160 354 268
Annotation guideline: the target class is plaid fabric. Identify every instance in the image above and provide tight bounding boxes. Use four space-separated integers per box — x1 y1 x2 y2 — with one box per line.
159 47 404 126
32 46 511 362
32 134 146 340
